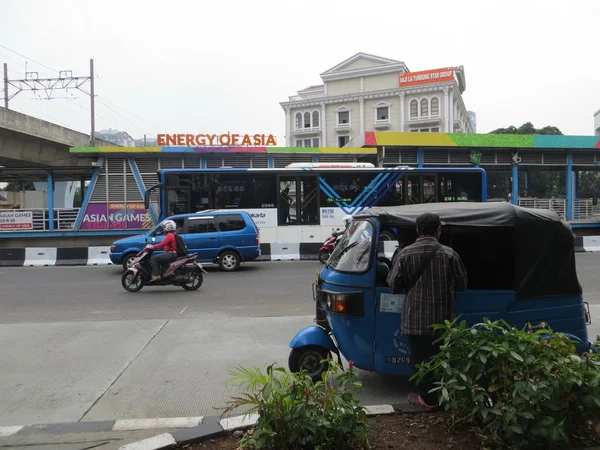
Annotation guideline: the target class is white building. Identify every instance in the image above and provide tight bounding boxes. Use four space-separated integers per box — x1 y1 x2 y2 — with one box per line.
280 52 474 148
594 108 600 136
97 129 136 147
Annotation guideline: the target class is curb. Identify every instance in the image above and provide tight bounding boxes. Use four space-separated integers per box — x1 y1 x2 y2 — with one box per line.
0 403 423 450
2 238 599 267
0 242 402 267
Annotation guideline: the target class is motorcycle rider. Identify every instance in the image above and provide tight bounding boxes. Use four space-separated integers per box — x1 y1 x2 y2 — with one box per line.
147 219 178 282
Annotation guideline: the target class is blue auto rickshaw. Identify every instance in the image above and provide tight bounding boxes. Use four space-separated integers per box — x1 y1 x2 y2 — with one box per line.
288 202 592 381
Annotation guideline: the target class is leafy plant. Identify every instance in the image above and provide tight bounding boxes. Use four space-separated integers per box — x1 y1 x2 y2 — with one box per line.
411 318 600 448
222 359 369 450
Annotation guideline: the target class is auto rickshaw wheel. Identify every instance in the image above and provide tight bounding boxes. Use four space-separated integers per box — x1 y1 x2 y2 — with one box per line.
288 345 331 382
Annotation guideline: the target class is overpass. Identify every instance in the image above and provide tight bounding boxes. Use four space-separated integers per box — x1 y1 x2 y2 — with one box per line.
0 106 115 176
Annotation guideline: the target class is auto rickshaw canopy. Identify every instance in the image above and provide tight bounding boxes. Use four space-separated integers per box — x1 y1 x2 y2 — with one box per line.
358 202 582 299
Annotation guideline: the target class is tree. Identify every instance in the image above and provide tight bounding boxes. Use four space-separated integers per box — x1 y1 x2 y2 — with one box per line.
4 181 35 191
487 123 568 198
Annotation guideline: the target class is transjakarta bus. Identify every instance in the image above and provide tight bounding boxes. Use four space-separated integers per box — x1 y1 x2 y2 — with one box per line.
144 163 487 244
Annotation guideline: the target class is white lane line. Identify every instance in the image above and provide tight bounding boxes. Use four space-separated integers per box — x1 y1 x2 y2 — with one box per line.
180 306 188 314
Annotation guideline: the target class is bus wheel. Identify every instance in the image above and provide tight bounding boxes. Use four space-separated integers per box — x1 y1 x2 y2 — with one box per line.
218 250 241 271
288 345 330 382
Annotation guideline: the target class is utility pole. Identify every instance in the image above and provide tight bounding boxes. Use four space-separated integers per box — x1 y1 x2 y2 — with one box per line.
3 63 8 108
90 58 95 144
2 59 96 143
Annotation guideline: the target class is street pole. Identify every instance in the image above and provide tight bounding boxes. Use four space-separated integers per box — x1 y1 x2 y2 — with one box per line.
90 58 95 144
3 63 8 109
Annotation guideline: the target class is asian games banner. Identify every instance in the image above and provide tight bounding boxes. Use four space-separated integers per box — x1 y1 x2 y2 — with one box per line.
80 202 154 230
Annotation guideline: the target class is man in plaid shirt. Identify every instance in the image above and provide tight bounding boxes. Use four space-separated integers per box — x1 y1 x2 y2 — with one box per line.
387 212 468 409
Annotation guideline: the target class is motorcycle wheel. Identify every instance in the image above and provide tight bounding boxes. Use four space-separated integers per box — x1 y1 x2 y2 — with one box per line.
318 250 331 264
121 271 144 292
182 268 203 291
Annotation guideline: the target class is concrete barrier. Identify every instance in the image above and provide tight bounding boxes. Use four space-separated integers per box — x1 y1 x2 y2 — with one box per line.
87 246 112 265
0 239 596 268
24 248 57 266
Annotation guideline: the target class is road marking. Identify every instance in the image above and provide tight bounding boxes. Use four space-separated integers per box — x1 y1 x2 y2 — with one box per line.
180 306 188 314
0 426 23 437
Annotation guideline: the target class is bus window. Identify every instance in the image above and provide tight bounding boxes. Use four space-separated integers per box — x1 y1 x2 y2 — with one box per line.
247 174 277 208
319 173 362 206
299 178 319 225
439 172 481 202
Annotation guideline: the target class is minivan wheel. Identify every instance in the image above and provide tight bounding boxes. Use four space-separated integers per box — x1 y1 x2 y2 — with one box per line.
122 253 136 271
218 250 240 271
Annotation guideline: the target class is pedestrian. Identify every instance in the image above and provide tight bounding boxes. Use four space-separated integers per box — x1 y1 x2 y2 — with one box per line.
387 212 468 409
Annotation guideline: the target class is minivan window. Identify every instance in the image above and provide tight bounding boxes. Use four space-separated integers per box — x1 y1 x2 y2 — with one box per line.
187 218 217 234
216 214 246 232
152 218 184 236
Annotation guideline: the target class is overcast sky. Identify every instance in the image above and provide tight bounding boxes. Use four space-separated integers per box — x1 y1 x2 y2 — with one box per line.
1 0 598 144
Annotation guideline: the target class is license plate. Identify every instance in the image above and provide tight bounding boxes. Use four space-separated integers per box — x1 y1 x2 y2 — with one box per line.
386 356 411 364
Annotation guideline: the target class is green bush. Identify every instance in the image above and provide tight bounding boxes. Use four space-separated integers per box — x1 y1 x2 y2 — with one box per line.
222 360 369 450
411 318 600 448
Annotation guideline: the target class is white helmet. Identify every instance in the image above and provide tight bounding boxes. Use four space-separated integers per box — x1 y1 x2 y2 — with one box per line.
342 215 353 227
162 220 176 232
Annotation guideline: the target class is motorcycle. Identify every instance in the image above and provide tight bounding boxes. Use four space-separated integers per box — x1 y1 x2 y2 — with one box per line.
121 247 206 292
318 229 343 264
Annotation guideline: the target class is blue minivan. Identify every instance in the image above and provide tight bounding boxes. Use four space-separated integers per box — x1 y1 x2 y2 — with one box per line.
110 211 260 272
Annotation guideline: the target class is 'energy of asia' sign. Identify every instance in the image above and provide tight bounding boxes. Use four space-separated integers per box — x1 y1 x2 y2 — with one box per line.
157 133 277 147
398 67 455 87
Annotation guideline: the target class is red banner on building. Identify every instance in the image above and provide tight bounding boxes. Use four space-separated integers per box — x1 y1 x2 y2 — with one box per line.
399 68 454 87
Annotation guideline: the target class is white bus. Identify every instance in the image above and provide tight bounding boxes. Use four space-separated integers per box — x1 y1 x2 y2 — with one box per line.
145 163 487 244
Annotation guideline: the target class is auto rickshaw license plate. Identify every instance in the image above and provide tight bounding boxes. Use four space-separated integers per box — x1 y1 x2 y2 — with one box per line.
386 356 411 364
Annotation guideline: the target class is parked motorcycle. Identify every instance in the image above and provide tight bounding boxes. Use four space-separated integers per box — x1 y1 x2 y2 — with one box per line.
318 229 343 264
121 247 206 292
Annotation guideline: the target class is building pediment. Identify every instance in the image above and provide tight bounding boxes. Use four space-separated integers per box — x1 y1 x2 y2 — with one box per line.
320 52 409 81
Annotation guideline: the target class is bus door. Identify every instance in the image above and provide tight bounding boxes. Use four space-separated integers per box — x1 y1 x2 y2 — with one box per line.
278 175 319 226
406 174 438 204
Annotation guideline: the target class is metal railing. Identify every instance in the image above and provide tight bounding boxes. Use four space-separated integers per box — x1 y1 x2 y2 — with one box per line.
0 208 81 232
518 198 596 220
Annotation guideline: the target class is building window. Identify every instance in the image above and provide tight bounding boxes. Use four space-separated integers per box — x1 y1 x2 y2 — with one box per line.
312 138 320 147
431 97 439 116
304 139 311 147
338 110 350 125
312 111 320 127
376 106 389 121
410 100 418 118
338 135 350 147
420 99 429 117
295 113 302 130
431 127 440 132
295 139 303 147
304 112 311 128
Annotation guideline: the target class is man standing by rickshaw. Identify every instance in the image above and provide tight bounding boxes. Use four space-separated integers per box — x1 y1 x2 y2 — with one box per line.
387 212 468 409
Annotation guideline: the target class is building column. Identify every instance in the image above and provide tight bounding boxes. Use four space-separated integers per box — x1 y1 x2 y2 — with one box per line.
511 164 519 205
285 108 291 147
47 171 55 232
399 92 405 132
417 147 424 168
524 168 530 190
566 151 573 220
359 97 365 134
268 155 274 168
443 87 450 132
449 89 454 133
321 102 327 147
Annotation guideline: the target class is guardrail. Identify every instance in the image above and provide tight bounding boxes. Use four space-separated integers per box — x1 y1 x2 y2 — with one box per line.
518 198 597 220
0 208 80 231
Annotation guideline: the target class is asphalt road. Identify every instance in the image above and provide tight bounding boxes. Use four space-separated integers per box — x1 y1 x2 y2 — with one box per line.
1 255 599 430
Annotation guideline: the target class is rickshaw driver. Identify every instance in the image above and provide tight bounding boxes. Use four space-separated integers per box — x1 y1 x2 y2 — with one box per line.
387 212 468 409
